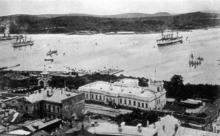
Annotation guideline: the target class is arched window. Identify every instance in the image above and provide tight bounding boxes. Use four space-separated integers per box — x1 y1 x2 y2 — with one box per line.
100 96 102 100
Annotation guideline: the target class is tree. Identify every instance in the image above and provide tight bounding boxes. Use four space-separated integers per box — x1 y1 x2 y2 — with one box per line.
171 75 183 85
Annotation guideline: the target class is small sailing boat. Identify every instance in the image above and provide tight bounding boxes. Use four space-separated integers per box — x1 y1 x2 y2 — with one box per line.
44 55 53 62
46 50 58 56
46 44 58 56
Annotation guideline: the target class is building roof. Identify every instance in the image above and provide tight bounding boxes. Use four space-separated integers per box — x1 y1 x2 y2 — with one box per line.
41 66 48 75
3 112 24 124
32 130 50 136
24 88 79 104
66 129 95 136
114 78 139 87
8 129 30 135
166 98 175 102
79 81 159 100
149 115 180 136
88 122 157 136
180 99 201 105
175 127 220 136
25 118 61 132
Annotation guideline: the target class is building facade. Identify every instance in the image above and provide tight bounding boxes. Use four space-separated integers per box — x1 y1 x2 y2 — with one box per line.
78 78 166 110
16 87 85 120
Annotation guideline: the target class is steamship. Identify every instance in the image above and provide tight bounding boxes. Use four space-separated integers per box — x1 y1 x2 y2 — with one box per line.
0 25 19 41
156 30 183 46
12 33 34 47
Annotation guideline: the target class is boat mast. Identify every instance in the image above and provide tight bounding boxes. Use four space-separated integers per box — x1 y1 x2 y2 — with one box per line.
24 32 26 42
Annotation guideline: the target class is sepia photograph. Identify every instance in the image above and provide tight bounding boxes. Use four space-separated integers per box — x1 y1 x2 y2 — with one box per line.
0 0 220 135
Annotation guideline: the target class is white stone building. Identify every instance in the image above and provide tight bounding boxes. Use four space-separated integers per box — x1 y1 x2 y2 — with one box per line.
78 78 166 110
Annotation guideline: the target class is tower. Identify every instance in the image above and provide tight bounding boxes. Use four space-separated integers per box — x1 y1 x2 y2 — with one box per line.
38 65 51 87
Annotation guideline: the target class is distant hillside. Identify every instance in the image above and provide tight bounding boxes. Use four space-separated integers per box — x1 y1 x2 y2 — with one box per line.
102 12 171 18
0 12 219 34
201 10 220 14
35 13 96 18
34 12 171 19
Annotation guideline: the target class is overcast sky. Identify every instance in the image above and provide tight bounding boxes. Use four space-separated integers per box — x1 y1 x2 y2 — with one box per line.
0 0 220 16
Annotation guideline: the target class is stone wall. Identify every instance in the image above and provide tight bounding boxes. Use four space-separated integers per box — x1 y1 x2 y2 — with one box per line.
61 93 85 119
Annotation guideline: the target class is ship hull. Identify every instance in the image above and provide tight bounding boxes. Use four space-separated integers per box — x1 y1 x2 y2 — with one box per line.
44 59 53 62
12 41 34 47
157 39 182 46
0 37 14 41
46 50 57 56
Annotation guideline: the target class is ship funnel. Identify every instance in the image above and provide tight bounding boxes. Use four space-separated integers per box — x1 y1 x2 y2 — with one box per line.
4 25 10 37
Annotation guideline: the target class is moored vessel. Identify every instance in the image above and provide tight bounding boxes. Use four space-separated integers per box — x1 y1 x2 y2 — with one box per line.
156 30 183 46
12 33 34 47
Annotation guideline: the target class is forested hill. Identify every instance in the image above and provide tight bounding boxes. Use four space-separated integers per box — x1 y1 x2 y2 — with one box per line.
0 12 220 34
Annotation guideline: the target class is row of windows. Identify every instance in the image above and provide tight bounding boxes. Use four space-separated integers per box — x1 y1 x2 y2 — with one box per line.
44 105 60 113
85 93 148 108
87 93 117 102
120 99 148 108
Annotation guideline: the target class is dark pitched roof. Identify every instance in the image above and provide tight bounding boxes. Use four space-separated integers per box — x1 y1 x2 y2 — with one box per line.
4 112 24 124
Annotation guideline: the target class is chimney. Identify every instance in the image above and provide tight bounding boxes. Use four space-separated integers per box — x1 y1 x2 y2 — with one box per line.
153 123 156 129
174 124 178 133
147 121 149 127
138 126 142 132
81 123 84 130
59 124 63 129
118 124 122 132
6 126 9 132
137 123 142 132
47 90 50 96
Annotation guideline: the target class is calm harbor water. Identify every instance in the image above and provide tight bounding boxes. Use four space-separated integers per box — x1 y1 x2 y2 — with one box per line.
0 28 220 85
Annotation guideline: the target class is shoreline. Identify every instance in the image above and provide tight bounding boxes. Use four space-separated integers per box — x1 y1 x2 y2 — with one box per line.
1 26 220 36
